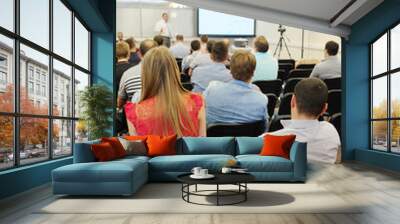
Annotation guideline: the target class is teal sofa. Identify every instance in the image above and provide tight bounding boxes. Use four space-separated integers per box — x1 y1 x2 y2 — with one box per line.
52 137 307 196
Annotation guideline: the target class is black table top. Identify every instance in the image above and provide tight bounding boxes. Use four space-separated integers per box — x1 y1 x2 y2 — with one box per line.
177 172 255 185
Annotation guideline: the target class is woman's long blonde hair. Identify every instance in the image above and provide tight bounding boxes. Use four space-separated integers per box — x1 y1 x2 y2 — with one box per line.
140 46 195 136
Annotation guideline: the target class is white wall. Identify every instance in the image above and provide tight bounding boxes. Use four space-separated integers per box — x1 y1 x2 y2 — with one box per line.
116 2 341 61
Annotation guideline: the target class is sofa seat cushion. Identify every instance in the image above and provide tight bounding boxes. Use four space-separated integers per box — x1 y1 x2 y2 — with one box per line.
236 155 293 172
149 155 235 172
53 159 147 183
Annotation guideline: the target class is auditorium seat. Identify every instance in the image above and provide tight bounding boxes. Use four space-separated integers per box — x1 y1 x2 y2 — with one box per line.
268 116 290 132
265 94 278 117
253 79 283 97
330 113 341 137
287 69 312 79
328 90 341 115
324 77 341 90
283 78 303 94
278 93 293 116
182 83 193 91
279 59 295 69
175 58 183 72
278 63 294 80
181 73 191 83
278 69 287 81
296 64 316 69
207 120 266 137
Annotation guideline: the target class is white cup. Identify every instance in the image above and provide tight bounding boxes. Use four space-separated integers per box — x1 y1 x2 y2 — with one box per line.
191 167 202 176
221 167 232 174
200 169 208 176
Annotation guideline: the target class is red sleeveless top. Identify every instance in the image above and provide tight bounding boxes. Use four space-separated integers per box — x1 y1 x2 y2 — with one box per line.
125 93 203 137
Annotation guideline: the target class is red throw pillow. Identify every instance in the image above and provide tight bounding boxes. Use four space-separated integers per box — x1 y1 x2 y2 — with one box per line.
101 137 126 158
91 142 117 162
146 135 177 157
260 134 296 159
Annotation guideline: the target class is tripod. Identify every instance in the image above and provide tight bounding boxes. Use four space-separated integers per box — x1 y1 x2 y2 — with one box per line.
273 25 292 59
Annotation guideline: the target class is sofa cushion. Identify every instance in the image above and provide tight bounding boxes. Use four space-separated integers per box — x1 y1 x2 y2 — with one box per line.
74 140 101 163
149 154 235 172
236 155 293 172
235 137 263 155
177 137 235 155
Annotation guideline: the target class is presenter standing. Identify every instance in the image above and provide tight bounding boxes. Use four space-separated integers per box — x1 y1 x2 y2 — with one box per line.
154 12 173 47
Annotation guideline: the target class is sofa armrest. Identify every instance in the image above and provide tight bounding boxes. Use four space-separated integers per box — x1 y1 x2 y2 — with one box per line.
289 141 307 182
73 140 100 163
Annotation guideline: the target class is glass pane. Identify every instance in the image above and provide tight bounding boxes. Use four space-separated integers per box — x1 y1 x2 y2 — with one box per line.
0 116 14 170
372 121 388 151
0 0 14 31
74 69 89 118
53 59 72 117
391 120 400 153
372 33 387 76
20 117 49 165
53 0 72 60
372 77 387 119
391 72 400 118
20 44 49 115
391 24 400 70
0 35 14 112
20 0 49 49
53 119 72 157
75 18 89 70
75 120 88 143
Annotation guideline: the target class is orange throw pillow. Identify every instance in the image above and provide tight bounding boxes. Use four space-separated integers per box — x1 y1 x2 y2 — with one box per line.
91 142 117 162
101 137 126 158
124 135 148 141
146 135 177 157
260 134 296 159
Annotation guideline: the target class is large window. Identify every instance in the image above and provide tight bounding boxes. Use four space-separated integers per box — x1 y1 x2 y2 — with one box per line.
0 0 91 170
371 23 400 153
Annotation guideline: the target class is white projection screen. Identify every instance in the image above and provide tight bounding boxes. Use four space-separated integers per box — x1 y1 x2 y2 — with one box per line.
197 9 255 37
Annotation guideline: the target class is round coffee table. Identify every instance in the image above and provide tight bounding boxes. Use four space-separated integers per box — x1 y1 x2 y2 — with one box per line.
177 173 255 206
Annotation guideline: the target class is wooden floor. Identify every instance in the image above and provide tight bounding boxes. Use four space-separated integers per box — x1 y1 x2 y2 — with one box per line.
1 162 400 224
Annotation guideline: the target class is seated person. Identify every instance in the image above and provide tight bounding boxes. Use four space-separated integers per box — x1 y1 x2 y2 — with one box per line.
204 50 268 125
181 40 201 73
252 36 278 81
191 41 232 93
199 34 208 53
115 41 134 91
125 47 206 137
264 78 341 164
189 40 215 75
153 35 164 46
169 34 190 59
310 41 341 80
125 37 141 66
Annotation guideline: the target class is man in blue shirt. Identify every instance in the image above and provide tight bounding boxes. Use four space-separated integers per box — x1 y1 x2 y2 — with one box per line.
191 41 232 93
204 50 268 125
252 36 278 81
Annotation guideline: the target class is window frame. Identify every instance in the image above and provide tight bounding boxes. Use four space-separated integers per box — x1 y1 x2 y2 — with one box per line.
0 0 92 171
370 21 400 154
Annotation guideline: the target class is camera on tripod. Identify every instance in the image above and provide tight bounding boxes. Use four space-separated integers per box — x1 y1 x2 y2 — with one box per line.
273 24 292 59
278 25 286 34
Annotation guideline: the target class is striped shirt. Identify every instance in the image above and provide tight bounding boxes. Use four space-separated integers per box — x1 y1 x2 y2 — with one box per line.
118 62 142 101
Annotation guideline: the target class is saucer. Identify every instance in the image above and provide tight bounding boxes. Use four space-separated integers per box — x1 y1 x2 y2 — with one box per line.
190 174 215 179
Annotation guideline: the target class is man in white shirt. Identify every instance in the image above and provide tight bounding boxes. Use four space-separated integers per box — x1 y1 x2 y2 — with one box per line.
169 34 190 59
181 40 201 73
200 35 208 53
310 41 341 80
263 78 341 164
189 40 215 75
154 12 173 47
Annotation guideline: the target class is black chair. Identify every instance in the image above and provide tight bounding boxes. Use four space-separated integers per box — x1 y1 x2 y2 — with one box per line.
296 64 315 69
324 78 341 90
175 58 183 72
268 115 291 132
207 120 266 137
253 79 283 97
330 113 341 137
278 63 294 80
287 69 312 79
182 83 193 91
328 90 341 115
278 93 293 116
181 73 191 83
278 69 287 81
265 94 278 117
283 78 303 94
279 59 295 69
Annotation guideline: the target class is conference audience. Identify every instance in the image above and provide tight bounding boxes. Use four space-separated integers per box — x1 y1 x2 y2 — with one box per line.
125 37 141 66
189 40 215 74
117 32 124 43
125 47 206 137
310 41 341 79
265 78 341 164
169 34 190 59
115 41 134 91
153 35 164 46
200 34 208 53
191 41 232 92
181 40 201 72
204 50 268 125
252 36 278 81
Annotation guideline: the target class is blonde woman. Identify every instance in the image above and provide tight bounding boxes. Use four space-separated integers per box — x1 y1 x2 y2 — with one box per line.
125 46 206 137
